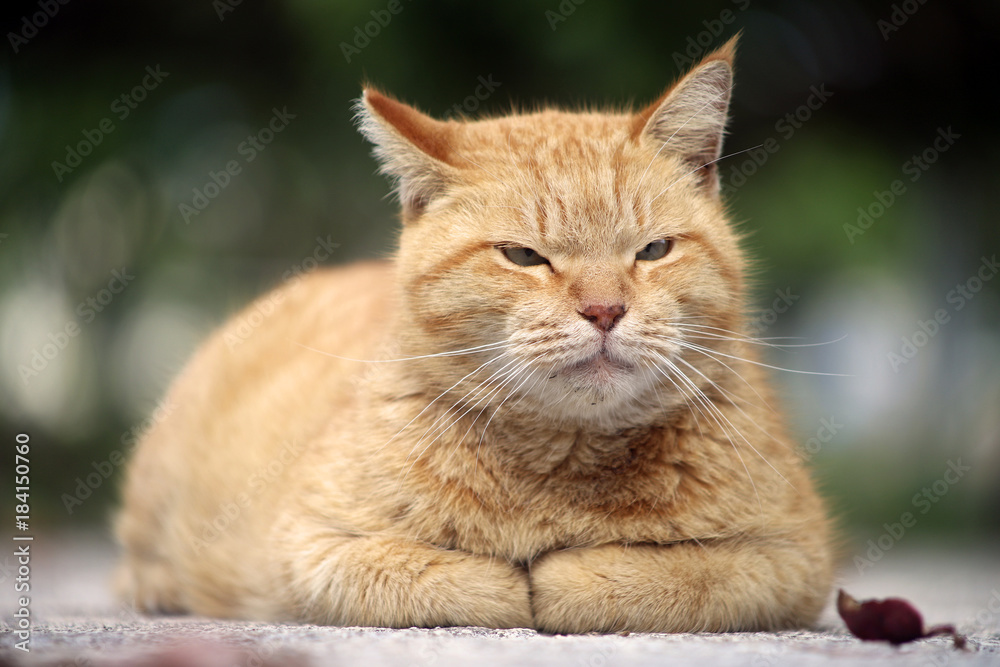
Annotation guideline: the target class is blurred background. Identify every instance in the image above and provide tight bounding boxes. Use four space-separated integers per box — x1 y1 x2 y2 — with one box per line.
0 0 997 562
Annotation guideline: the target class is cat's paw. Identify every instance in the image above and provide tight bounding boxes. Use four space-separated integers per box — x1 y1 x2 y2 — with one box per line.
414 548 533 628
281 534 533 628
530 544 638 633
530 542 735 633
530 540 823 634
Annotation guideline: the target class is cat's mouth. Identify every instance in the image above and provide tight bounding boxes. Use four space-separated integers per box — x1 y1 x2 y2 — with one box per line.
565 350 634 381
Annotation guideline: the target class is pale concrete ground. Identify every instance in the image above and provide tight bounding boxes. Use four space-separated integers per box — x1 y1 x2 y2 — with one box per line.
1 531 998 666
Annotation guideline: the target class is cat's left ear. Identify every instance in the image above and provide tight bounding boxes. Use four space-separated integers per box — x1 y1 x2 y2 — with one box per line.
632 36 737 196
356 88 461 222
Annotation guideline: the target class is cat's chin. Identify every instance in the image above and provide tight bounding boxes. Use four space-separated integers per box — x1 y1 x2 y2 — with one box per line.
524 350 670 427
553 352 643 415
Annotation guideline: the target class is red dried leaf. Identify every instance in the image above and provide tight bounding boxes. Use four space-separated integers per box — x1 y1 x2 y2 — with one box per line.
837 589 967 649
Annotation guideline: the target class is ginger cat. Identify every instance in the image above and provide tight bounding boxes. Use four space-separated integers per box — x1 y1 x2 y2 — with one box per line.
116 38 833 633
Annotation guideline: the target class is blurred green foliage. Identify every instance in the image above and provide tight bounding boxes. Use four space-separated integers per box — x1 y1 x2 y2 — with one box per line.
0 0 997 552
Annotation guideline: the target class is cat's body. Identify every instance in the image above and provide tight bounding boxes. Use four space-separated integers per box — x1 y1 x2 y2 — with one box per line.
116 39 834 632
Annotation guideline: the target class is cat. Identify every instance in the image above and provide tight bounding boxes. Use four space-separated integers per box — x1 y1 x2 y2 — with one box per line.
115 36 834 633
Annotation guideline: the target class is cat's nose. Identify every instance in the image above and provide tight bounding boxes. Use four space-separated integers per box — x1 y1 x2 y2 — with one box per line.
579 303 626 333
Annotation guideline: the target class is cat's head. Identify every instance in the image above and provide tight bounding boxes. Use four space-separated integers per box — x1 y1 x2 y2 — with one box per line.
357 38 748 430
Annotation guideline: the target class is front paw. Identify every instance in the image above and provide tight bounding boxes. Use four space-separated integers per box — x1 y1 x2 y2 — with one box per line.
530 541 821 634
279 533 534 628
530 544 648 633
530 543 748 633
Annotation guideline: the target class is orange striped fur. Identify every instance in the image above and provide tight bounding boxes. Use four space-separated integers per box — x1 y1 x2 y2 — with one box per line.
116 37 833 632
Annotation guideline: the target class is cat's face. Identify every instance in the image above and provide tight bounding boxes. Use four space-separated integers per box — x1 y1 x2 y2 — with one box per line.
361 40 745 428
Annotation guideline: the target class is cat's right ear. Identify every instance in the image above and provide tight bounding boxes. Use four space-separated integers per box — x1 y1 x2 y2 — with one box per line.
355 88 461 222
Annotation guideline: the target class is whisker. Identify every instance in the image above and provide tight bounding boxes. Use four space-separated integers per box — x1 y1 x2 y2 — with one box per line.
461 360 534 443
472 363 544 472
671 353 758 410
654 348 798 488
650 352 764 512
445 363 529 468
652 334 771 407
642 358 706 440
649 144 763 205
498 361 553 416
672 323 849 349
293 339 511 363
678 332 847 350
398 358 525 481
672 355 787 452
404 357 522 458
672 339 850 377
369 351 510 457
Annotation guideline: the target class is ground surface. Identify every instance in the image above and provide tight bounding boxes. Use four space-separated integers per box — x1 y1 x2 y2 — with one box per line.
1 531 998 666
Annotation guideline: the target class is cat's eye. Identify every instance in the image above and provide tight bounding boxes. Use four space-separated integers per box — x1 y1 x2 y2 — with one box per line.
501 246 550 267
636 239 672 262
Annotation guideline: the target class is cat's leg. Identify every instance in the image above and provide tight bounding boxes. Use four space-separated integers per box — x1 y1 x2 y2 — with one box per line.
271 530 533 628
529 539 831 633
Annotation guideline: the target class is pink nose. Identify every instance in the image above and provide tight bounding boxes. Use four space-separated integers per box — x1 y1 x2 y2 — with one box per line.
579 303 626 332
